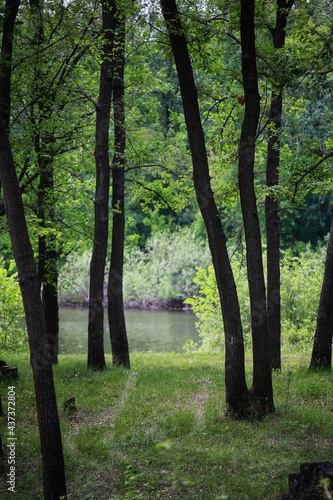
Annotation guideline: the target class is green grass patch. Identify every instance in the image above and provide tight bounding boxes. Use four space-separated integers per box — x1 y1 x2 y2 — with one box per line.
1 351 333 499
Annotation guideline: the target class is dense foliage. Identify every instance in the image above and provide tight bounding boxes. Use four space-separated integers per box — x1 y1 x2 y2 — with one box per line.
59 227 211 307
186 246 326 351
0 260 26 351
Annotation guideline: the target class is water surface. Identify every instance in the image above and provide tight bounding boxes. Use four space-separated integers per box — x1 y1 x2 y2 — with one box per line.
59 308 199 354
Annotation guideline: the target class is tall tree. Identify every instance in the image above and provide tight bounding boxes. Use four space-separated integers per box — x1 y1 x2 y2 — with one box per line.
265 0 294 370
161 0 275 416
160 0 249 417
88 0 117 370
0 3 67 496
0 0 21 215
29 0 95 364
238 0 274 412
28 0 58 364
108 0 130 368
309 217 333 370
0 102 67 500
0 0 20 130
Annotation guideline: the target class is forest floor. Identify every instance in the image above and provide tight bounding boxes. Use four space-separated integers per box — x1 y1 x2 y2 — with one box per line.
0 350 333 499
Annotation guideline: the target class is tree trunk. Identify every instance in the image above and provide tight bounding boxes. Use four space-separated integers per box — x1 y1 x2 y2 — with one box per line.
265 88 281 370
0 0 21 219
1 7 66 492
238 0 275 414
0 0 20 130
160 0 249 417
38 239 59 364
0 121 67 499
265 0 294 370
88 0 117 370
309 217 333 370
108 5 130 368
36 139 59 364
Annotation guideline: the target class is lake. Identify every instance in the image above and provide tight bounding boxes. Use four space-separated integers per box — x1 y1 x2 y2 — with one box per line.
59 308 199 354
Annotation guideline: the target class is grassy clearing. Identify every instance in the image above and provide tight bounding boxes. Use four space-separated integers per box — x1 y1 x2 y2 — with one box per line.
1 350 333 499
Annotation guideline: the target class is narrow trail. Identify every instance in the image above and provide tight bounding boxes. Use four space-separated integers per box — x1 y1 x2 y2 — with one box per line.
63 371 140 433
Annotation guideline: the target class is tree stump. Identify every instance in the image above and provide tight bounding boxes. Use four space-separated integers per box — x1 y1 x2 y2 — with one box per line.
289 462 333 499
0 360 18 379
63 396 77 413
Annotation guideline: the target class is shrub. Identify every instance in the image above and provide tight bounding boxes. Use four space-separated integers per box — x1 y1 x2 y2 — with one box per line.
280 246 324 349
59 227 211 306
0 261 27 351
59 251 91 303
187 246 324 351
186 256 251 351
123 227 211 306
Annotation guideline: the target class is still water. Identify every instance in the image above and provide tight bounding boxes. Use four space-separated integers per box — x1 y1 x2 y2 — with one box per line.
59 308 199 354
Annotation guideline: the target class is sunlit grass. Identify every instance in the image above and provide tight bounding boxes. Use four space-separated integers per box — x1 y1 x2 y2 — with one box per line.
0 350 333 499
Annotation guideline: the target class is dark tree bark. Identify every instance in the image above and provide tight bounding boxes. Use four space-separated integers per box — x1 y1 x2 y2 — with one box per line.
34 97 59 364
88 0 117 370
0 0 21 211
0 0 20 130
265 0 294 370
309 217 333 370
108 5 130 368
37 223 59 365
0 121 67 499
160 0 249 417
238 0 274 413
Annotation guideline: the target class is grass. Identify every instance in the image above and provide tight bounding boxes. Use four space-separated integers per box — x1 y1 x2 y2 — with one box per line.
1 350 333 499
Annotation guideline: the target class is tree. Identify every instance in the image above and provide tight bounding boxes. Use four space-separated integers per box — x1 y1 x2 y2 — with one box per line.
0 3 67 496
238 0 274 412
160 0 249 417
265 0 294 370
27 0 98 364
0 0 20 131
0 114 67 500
161 0 275 417
108 0 130 368
0 0 20 218
88 0 116 370
309 217 333 370
29 0 60 363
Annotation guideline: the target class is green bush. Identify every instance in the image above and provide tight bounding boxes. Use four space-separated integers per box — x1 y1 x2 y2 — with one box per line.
186 256 251 351
123 227 211 305
280 247 324 349
59 251 91 303
0 261 27 351
187 246 324 351
59 227 211 306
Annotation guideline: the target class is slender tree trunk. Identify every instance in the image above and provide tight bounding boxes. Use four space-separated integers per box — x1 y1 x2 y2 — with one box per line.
265 88 281 370
238 0 274 414
35 111 59 364
0 121 67 499
108 5 130 368
38 232 59 364
309 217 333 370
88 0 116 370
160 0 249 416
265 0 294 370
0 0 21 216
0 0 20 130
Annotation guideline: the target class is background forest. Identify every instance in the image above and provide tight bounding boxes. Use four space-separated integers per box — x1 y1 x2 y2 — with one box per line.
1 0 333 354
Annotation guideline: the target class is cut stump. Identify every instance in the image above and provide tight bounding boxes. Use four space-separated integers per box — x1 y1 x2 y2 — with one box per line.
288 461 333 499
